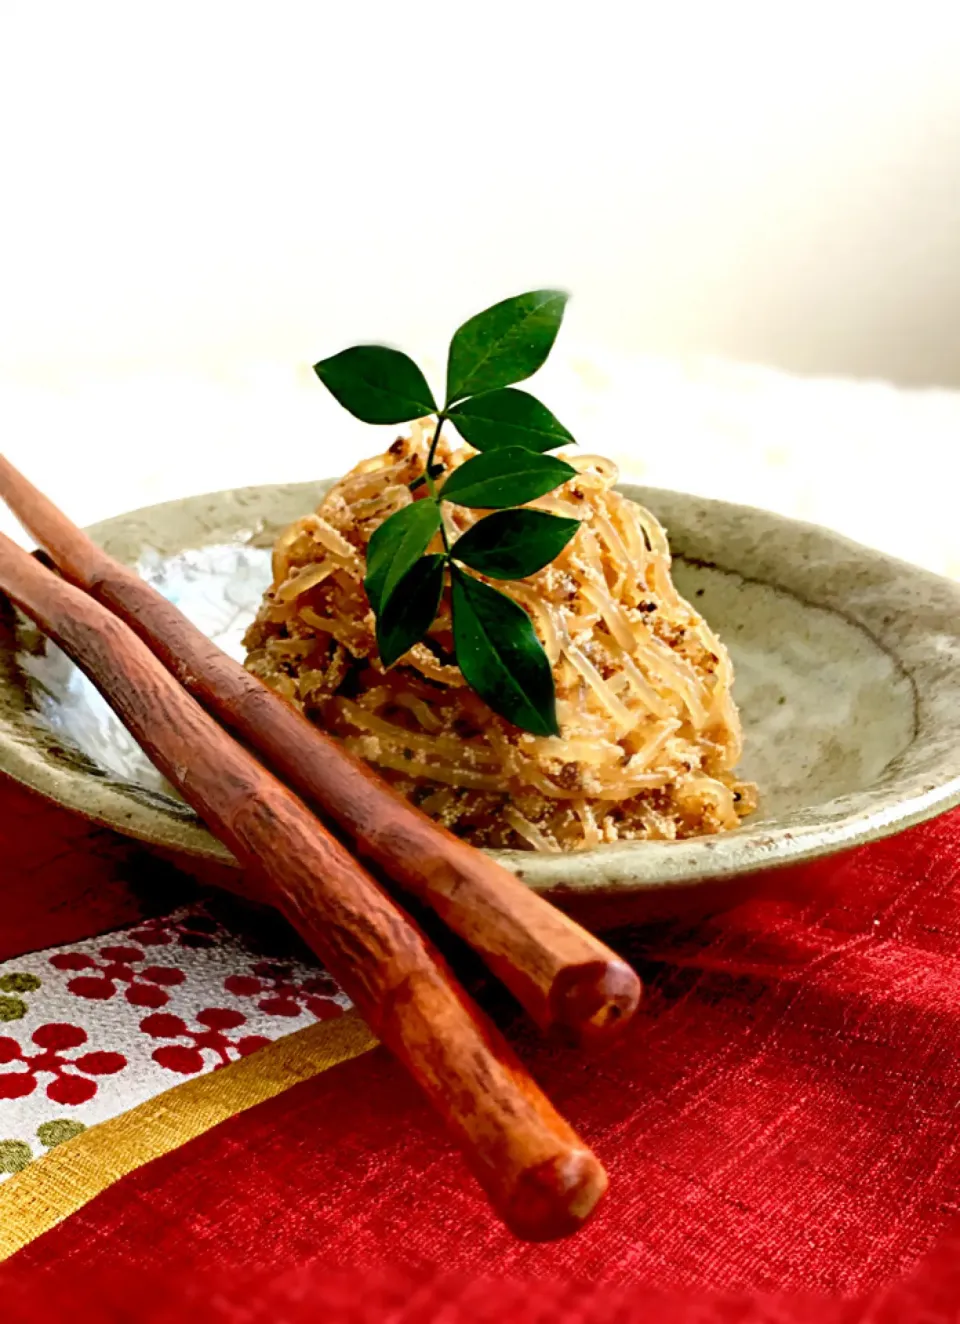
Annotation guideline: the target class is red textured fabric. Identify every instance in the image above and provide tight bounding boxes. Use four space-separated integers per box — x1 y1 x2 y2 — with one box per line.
0 776 194 959
6 800 960 1318
0 1261 867 1322
5 806 960 1321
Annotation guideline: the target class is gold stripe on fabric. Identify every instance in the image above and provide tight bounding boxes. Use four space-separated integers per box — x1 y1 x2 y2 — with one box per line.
0 1011 376 1259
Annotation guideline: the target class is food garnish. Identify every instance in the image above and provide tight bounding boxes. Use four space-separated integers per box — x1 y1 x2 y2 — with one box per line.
314 291 579 736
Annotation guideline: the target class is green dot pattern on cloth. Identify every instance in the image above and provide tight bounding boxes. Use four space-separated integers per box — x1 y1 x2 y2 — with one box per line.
0 973 41 994
0 996 26 1022
0 1141 33 1175
37 1119 86 1149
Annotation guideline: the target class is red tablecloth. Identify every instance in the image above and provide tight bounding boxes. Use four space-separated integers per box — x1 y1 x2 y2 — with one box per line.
2 778 960 1322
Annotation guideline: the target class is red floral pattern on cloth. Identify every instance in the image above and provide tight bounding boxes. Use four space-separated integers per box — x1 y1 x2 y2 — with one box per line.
0 1024 125 1104
225 961 344 1020
126 912 225 950
0 902 352 1177
141 1009 271 1075
49 946 187 1008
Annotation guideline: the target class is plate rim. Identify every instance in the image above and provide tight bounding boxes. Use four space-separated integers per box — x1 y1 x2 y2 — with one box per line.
3 479 960 899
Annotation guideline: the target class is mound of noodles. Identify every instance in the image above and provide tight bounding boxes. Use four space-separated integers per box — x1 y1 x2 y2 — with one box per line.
243 423 756 851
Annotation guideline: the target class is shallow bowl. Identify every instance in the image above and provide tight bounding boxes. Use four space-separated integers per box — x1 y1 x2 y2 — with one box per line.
2 481 960 926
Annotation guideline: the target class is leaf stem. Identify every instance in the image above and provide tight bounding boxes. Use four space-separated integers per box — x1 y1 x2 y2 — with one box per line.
425 413 451 553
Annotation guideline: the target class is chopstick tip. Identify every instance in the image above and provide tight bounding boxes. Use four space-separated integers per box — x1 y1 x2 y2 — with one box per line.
503 1148 609 1242
550 959 642 1046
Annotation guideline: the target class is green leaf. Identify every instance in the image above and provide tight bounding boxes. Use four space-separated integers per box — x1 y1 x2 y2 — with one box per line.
376 554 446 668
409 463 445 493
445 290 568 405
364 501 442 614
440 447 575 509
450 566 559 736
314 345 437 424
452 509 579 580
448 388 575 453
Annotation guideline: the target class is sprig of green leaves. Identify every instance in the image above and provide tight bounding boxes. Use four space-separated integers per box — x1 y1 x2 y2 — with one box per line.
314 290 579 736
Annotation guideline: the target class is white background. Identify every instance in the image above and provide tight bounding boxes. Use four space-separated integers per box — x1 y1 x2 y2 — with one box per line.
1 1 959 567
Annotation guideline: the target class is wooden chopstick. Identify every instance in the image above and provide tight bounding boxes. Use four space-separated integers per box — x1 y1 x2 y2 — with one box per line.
0 529 607 1241
0 454 640 1044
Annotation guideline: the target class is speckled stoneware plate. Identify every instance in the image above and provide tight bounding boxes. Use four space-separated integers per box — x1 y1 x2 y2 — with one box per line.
3 480 960 925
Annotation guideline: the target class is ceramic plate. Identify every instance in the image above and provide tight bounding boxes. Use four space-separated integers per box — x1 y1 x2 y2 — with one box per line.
3 481 960 925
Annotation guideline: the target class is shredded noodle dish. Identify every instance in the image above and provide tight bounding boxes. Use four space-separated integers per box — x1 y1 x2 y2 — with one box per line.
244 424 756 851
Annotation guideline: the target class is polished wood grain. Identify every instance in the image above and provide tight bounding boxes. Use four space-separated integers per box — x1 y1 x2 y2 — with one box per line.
0 453 640 1043
0 531 607 1240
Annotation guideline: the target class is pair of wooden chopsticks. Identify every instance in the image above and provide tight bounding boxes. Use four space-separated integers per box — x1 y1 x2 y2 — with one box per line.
0 454 641 1240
